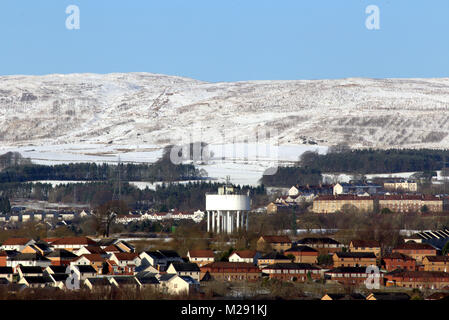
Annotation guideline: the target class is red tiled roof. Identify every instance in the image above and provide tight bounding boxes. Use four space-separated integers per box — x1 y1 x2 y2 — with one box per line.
231 250 258 259
188 250 214 258
394 243 437 251
113 252 139 261
382 252 415 261
260 235 291 243
51 237 97 246
104 245 122 253
2 238 32 246
350 240 380 248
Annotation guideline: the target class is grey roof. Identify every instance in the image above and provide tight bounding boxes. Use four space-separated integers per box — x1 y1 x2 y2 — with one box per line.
179 276 199 285
23 276 54 284
47 265 68 274
158 274 177 282
170 262 200 272
285 245 318 253
51 274 69 282
0 267 13 274
18 266 44 274
297 237 342 245
158 250 181 259
46 249 78 258
138 276 159 285
10 253 51 262
144 251 166 259
85 277 112 286
260 252 290 260
75 265 97 273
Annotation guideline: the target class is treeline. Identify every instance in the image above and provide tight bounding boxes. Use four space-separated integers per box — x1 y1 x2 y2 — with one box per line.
0 181 267 212
0 152 205 184
299 148 449 174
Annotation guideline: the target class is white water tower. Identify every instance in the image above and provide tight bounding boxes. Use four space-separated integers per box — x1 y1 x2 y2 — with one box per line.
206 182 250 234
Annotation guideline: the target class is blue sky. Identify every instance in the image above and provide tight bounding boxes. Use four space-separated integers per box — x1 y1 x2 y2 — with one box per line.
0 0 448 82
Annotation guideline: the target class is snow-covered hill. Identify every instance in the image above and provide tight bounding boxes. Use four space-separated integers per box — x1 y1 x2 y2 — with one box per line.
1 72 449 149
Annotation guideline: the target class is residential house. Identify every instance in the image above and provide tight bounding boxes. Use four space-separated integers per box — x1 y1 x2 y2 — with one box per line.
423 256 449 272
83 277 114 291
8 253 52 269
384 270 449 290
139 251 168 271
333 182 382 195
257 252 292 268
261 263 321 281
17 266 44 279
312 195 375 214
158 274 200 295
75 246 108 257
200 262 260 282
109 276 142 290
257 235 292 252
284 246 319 264
72 254 106 274
296 237 344 255
228 250 261 265
45 249 79 266
332 252 377 268
49 237 97 252
325 267 381 286
392 242 437 263
166 262 201 282
187 250 215 267
18 275 55 288
109 252 141 275
381 252 417 272
349 240 381 258
1 238 35 251
70 265 98 281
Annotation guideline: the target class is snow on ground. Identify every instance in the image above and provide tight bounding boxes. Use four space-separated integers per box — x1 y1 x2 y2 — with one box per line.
3 143 327 186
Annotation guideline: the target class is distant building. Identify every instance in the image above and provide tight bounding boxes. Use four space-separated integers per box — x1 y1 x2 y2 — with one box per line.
383 179 418 192
333 182 382 195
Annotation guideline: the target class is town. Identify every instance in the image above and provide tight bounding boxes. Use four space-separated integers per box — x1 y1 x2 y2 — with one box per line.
0 173 449 301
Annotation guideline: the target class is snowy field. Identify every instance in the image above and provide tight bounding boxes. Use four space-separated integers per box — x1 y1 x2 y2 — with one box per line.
4 143 328 187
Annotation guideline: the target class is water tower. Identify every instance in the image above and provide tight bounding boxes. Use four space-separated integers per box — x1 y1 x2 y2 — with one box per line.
206 177 250 234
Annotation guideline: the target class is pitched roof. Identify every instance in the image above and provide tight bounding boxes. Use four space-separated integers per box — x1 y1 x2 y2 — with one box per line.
23 276 54 284
47 265 68 274
260 252 290 260
77 254 105 262
50 237 97 246
188 250 214 258
394 243 437 251
260 235 291 243
382 252 415 261
2 238 32 246
80 246 107 255
74 265 97 273
326 267 370 274
297 237 341 245
169 262 201 272
10 253 51 262
231 250 259 259
285 246 318 253
0 267 13 274
350 240 380 248
263 263 320 270
335 252 376 259
424 255 449 262
46 249 78 259
18 266 44 274
158 250 181 259
200 262 261 271
104 245 122 253
113 252 139 261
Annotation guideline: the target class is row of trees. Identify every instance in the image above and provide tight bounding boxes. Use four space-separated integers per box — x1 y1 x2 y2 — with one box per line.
299 148 449 174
